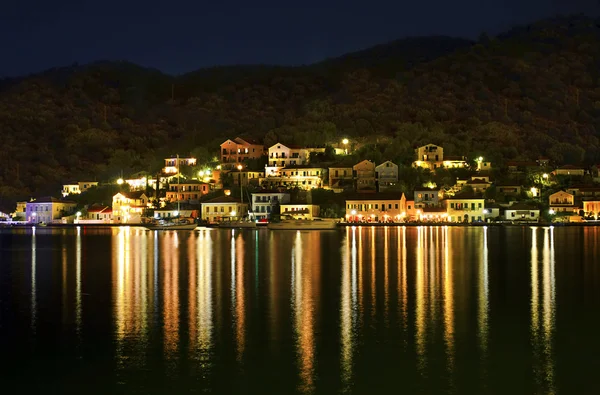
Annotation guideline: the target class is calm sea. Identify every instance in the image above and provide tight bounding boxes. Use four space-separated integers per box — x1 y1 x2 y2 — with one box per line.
0 226 599 394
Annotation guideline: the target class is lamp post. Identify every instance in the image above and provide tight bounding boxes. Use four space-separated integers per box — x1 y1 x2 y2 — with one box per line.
342 138 349 155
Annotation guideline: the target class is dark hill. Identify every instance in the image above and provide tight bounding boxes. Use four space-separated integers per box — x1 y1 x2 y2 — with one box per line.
2 15 600 211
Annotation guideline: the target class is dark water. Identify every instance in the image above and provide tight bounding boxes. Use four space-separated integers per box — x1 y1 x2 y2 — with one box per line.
0 226 599 394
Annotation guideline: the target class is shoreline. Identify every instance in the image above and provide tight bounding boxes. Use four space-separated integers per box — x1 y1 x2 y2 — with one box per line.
2 222 598 229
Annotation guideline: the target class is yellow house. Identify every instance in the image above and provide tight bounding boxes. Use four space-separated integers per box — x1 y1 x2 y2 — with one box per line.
582 201 600 218
445 192 485 222
548 191 578 213
112 191 150 223
201 196 249 223
345 193 407 222
280 204 320 219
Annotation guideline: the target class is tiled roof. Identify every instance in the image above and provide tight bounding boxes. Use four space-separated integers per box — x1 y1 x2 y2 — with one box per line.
31 196 76 204
346 192 405 201
507 203 539 211
202 195 242 204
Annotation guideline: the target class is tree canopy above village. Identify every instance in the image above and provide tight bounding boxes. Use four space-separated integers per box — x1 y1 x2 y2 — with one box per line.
2 15 600 211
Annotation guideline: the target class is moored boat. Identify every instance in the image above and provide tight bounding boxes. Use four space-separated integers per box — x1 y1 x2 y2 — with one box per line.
143 218 197 230
219 219 257 229
267 217 338 230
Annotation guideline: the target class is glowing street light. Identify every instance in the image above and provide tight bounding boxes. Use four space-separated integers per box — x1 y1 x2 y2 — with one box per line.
342 138 349 154
237 164 243 171
117 178 124 185
198 170 205 177
231 211 237 216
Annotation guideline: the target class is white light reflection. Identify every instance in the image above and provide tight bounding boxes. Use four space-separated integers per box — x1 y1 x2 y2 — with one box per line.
531 227 556 394
415 226 427 373
340 227 357 390
31 227 37 332
292 231 315 394
478 227 489 356
76 226 82 338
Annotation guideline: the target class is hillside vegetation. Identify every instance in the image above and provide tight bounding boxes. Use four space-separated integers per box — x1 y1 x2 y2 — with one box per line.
2 15 600 211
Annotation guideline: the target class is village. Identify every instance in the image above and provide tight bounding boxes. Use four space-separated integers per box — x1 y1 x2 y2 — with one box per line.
4 138 600 226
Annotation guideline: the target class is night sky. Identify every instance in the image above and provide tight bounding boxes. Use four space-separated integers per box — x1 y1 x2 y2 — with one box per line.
2 0 599 77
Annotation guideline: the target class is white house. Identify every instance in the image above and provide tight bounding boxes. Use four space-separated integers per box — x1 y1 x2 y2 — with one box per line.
251 191 290 220
376 161 398 191
112 191 150 224
61 181 98 197
78 205 113 224
260 166 325 190
504 203 540 222
26 197 77 224
267 143 310 168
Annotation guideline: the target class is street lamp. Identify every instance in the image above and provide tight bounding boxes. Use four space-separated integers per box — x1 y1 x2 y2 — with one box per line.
342 138 349 154
117 178 124 185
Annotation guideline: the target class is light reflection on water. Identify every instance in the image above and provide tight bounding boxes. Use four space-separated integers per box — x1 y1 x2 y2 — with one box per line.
3 225 586 394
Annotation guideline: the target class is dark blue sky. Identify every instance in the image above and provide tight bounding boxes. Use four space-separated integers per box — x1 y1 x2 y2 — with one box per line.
1 0 599 77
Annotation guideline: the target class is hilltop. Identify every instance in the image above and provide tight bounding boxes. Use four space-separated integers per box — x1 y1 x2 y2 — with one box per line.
2 15 600 211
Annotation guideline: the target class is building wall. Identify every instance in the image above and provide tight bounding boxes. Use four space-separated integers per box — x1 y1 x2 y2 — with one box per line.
583 201 600 218
345 197 407 222
201 203 248 222
505 209 540 221
416 145 444 162
445 199 485 222
260 168 324 190
220 139 264 164
280 204 320 219
375 161 398 187
268 144 309 167
251 193 290 219
26 202 76 223
328 167 353 187
112 193 148 223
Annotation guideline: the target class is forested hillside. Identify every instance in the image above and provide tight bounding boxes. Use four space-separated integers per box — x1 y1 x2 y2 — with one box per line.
2 15 600 211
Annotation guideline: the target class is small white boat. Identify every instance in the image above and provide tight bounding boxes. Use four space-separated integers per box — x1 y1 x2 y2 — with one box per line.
267 217 338 230
143 218 197 231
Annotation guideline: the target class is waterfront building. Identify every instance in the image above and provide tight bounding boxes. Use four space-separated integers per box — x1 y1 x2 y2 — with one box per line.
201 195 249 223
26 197 77 224
251 191 290 220
444 192 485 222
548 191 579 213
504 203 540 222
582 201 600 219
80 205 113 224
112 191 150 224
345 192 407 222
